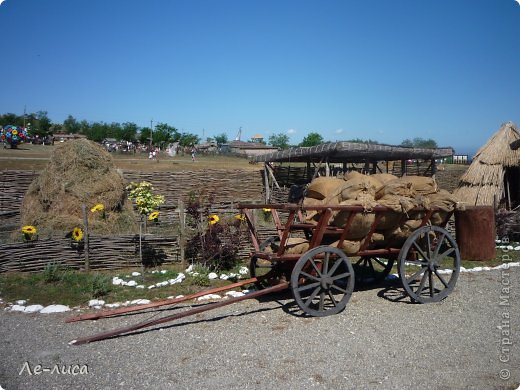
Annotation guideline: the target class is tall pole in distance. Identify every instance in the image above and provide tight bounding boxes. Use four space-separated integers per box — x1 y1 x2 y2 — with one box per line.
150 119 153 151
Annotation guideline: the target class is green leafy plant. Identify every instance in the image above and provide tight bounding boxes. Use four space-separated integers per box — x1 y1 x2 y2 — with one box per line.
43 261 62 283
126 181 165 215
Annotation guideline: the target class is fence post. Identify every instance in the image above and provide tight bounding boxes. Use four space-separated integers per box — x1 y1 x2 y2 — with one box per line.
81 204 90 271
178 200 186 268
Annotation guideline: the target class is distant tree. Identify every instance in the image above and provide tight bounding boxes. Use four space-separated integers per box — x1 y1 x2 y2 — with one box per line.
92 122 109 142
63 115 80 134
0 113 23 127
139 127 152 144
179 132 200 147
35 111 52 136
268 133 290 149
152 122 180 146
401 137 438 148
299 132 324 147
214 133 228 146
119 122 138 142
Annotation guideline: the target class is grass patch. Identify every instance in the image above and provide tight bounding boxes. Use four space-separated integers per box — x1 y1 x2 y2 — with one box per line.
0 263 251 308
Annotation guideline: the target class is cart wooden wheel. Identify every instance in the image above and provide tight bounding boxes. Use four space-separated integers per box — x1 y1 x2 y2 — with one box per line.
353 256 394 285
291 245 355 317
398 225 460 303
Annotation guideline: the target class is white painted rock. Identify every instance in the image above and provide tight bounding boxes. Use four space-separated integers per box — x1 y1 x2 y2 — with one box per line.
208 272 218 280
126 280 137 287
40 304 71 313
131 271 141 276
24 304 44 313
239 267 249 275
16 300 27 305
197 294 221 301
88 299 105 307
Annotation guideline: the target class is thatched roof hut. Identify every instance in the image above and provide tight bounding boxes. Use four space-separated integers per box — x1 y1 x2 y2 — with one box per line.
454 122 520 209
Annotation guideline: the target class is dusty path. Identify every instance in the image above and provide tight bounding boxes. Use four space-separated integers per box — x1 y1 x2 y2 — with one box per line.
1 269 518 389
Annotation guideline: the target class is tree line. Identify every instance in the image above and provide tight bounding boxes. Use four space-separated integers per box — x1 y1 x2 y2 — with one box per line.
1 111 438 150
0 112 201 148
267 132 438 149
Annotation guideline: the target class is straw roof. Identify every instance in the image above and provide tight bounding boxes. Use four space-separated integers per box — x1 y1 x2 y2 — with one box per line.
454 122 520 206
254 141 454 163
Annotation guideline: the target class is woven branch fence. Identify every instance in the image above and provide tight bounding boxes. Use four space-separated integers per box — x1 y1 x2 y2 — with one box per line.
0 169 270 273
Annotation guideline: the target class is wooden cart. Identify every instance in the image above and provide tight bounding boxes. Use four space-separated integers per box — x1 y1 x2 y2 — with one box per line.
239 202 461 317
67 202 460 344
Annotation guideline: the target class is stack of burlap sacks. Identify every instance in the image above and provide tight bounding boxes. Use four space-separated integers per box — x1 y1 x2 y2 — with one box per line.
278 171 462 256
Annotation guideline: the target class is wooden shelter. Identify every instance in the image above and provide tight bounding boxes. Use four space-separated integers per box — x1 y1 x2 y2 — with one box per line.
254 141 454 202
454 122 520 209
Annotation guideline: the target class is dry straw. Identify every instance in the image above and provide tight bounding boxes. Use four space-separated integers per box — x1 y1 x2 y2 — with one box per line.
454 122 520 207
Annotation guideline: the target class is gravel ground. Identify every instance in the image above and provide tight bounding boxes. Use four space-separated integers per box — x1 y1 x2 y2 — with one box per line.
1 268 518 390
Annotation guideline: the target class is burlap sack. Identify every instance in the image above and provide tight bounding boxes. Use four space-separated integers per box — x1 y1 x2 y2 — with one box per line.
271 237 309 255
376 195 418 230
376 179 415 199
398 175 438 196
306 177 345 200
339 175 381 201
331 199 377 240
371 173 398 185
330 239 361 256
426 189 459 225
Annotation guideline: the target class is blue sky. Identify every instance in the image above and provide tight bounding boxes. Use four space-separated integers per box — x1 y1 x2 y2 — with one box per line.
1 0 519 155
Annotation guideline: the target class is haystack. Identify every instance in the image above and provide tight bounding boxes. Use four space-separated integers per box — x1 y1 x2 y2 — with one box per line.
21 139 135 235
454 122 520 208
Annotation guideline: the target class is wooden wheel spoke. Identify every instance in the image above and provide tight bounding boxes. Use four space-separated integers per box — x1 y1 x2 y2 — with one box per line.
407 267 426 284
310 259 322 276
426 232 433 259
303 286 322 308
297 281 320 293
322 253 330 275
412 241 429 261
329 283 347 294
415 271 428 295
300 271 320 282
331 271 351 281
436 247 455 261
327 291 338 307
373 258 388 269
326 258 342 276
433 269 449 288
319 291 325 311
428 271 434 297
432 232 446 258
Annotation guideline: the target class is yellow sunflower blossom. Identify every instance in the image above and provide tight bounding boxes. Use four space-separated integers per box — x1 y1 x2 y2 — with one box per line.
148 211 160 221
90 203 104 213
72 227 84 242
21 225 37 235
262 208 271 212
234 214 245 221
208 214 220 225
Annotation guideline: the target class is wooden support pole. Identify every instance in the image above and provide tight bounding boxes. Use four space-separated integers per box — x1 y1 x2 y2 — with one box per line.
81 204 90 272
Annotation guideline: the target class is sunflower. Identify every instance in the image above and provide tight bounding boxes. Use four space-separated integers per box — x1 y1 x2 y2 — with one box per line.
21 225 37 235
90 203 104 213
208 214 220 225
148 211 160 221
72 227 84 241
262 208 272 212
234 214 245 221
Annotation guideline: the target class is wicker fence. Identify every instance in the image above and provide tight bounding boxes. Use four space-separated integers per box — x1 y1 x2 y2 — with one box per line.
0 169 267 273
